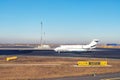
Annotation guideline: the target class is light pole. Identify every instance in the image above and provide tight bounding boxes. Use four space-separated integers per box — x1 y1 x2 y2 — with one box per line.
44 32 46 45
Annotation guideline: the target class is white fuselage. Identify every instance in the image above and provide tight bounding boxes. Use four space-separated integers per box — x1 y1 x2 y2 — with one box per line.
54 39 99 53
54 45 91 52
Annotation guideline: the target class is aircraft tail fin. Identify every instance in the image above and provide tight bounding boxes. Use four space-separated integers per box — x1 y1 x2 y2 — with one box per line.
88 39 99 48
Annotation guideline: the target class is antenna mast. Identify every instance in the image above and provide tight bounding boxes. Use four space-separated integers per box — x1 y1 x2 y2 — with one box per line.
40 21 43 47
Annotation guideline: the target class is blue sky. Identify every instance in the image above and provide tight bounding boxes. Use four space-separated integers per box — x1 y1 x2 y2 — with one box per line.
0 0 120 44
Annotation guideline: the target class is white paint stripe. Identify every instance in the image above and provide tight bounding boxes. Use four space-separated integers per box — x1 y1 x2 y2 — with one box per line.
73 65 112 67
101 77 120 80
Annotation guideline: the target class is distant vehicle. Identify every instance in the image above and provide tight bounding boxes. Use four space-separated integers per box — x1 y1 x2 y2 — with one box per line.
54 39 99 53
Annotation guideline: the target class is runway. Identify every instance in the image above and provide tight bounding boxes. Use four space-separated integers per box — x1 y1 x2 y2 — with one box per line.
0 48 120 59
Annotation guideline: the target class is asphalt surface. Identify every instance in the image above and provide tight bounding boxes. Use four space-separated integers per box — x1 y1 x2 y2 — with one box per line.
0 48 120 59
44 73 120 80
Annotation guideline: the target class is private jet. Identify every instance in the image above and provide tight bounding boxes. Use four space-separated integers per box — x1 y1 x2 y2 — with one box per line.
54 39 99 53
